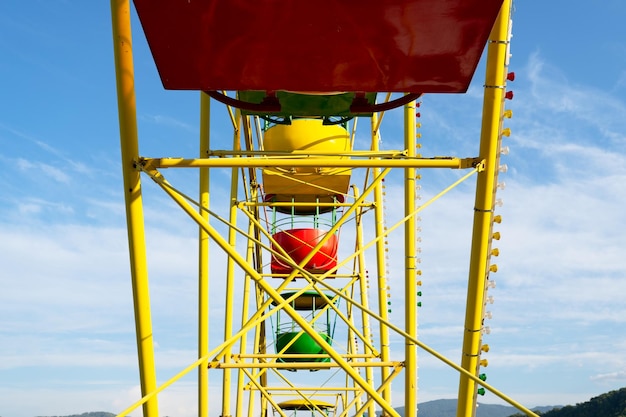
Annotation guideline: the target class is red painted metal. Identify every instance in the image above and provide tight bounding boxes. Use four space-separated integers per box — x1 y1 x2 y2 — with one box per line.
133 0 504 93
271 229 338 274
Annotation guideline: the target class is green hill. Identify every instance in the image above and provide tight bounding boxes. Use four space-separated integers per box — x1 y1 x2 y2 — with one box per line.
508 387 626 417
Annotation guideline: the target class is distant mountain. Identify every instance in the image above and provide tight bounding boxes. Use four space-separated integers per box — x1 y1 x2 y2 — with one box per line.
508 387 626 417
389 399 556 417
37 413 115 417
38 388 626 417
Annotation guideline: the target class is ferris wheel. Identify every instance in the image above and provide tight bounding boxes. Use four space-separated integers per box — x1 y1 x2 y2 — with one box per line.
109 1 535 416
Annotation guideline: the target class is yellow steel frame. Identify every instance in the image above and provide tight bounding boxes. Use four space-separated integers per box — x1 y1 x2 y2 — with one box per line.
110 1 539 417
111 2 158 416
457 2 515 416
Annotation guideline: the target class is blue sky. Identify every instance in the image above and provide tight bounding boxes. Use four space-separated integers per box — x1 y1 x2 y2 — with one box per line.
1 1 626 416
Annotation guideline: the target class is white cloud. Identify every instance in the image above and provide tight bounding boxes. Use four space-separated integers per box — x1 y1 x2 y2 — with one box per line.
590 369 626 382
526 51 626 146
17 201 43 214
16 157 71 183
16 197 75 216
141 113 199 134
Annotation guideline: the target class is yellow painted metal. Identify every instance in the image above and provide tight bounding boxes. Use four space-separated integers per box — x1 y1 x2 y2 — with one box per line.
114 269 538 417
141 155 477 169
239 368 289 417
115 289 326 415
144 168 402 417
258 386 363 392
262 119 352 199
215 361 401 369
239 255 398 416
277 399 335 410
273 292 372 354
350 364 404 417
221 111 242 417
261 167 352 198
111 189 539 416
263 119 351 161
110 2 158 417
210 150 406 157
371 112 392 405
198 92 210 417
136 145 388 412
235 353 376 359
354 185 376 417
251 286 266 417
268 170 392 286
237 115 263 417
236 217 255 417
456 1 513 416
404 99 418 417
141 163 475 301
110 5 535 415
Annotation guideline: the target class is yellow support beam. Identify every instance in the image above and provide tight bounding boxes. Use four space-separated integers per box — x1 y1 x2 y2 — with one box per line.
236 211 257 417
457 1 513 416
371 111 393 406
221 110 242 417
354 185 376 417
139 156 478 169
198 92 211 417
234 353 377 359
404 99 418 417
110 2 158 416
213 361 401 369
256 387 364 392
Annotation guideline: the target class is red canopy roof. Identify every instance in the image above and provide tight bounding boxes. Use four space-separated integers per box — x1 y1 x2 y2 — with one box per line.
133 0 504 93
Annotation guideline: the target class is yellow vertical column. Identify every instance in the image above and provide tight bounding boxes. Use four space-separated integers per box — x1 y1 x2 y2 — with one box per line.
404 99 418 417
110 1 158 416
235 218 255 417
371 113 392 408
221 111 242 417
354 186 375 417
198 92 211 417
456 1 512 416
